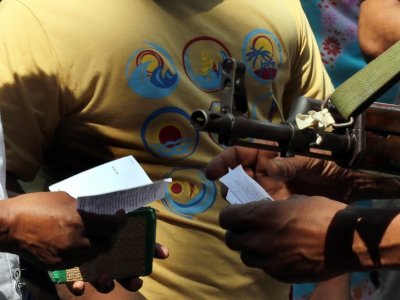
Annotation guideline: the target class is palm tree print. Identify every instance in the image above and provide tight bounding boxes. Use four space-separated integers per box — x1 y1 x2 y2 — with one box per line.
246 45 275 69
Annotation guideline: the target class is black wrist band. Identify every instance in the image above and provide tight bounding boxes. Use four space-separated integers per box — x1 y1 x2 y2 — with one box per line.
325 207 361 273
325 206 400 272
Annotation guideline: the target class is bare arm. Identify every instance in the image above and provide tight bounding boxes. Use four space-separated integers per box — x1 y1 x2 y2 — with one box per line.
206 147 400 281
0 191 125 269
219 196 400 283
358 0 400 60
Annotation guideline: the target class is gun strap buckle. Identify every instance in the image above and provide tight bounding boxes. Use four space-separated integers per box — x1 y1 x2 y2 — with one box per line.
321 97 354 128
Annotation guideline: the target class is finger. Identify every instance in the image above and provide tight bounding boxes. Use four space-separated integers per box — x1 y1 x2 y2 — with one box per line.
219 201 268 230
79 209 127 236
240 251 268 270
224 229 264 253
92 274 115 294
65 281 85 296
205 148 236 180
252 148 278 174
234 146 263 167
205 147 259 180
225 230 247 251
154 243 169 259
117 277 143 292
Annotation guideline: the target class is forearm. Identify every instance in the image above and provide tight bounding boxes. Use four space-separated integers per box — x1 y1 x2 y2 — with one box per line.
346 171 400 201
359 0 400 60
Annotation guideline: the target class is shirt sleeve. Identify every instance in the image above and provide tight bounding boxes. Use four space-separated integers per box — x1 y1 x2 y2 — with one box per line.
283 0 334 117
0 0 63 180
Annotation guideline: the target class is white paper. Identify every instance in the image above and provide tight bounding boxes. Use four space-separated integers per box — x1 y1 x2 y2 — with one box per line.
77 178 171 215
219 165 273 204
49 156 171 214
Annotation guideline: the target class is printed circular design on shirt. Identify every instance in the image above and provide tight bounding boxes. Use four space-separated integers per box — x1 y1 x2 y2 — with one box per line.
182 36 231 92
126 41 179 99
162 168 217 219
242 29 282 84
141 107 199 160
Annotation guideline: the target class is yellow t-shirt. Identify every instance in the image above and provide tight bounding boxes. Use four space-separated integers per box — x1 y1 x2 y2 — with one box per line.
0 0 333 298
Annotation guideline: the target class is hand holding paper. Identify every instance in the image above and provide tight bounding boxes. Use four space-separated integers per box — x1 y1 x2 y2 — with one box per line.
219 165 273 204
48 156 170 283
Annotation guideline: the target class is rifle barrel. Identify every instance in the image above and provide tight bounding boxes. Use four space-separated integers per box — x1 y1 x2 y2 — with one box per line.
191 110 293 143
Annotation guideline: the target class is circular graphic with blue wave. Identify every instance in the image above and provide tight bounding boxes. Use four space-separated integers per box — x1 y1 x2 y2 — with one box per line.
126 41 179 99
141 107 199 160
162 168 217 219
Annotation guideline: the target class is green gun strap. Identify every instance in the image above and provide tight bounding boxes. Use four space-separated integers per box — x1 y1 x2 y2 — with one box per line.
330 40 400 120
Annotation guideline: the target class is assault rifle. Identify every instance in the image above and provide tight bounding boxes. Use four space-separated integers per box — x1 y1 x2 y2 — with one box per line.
190 58 400 177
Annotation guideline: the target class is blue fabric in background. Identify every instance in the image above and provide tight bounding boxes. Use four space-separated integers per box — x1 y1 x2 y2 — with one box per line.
301 0 399 103
301 0 366 87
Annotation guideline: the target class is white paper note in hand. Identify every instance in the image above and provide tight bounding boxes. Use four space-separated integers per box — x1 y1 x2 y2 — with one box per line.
219 165 273 204
49 156 171 214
